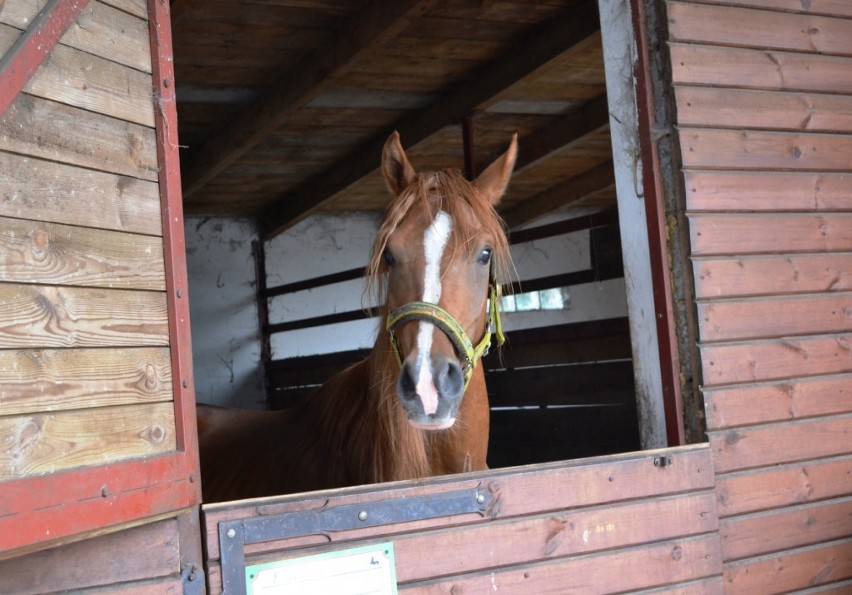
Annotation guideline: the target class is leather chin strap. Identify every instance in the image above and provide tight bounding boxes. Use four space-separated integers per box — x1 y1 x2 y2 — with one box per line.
386 276 504 391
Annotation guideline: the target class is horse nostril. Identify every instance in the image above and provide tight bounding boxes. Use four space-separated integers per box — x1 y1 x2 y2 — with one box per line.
437 359 464 400
399 361 418 400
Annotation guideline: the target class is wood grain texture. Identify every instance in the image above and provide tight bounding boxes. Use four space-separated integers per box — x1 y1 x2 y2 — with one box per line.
399 535 721 593
687 0 852 18
0 217 165 290
0 402 176 478
719 496 852 561
0 0 152 72
0 517 179 593
697 292 852 342
675 86 852 133
723 538 852 594
710 415 852 473
0 347 173 416
0 23 155 126
390 493 718 583
689 214 852 255
670 44 852 93
684 171 852 212
0 152 162 235
202 445 714 560
0 284 168 348
680 128 852 171
204 446 719 593
693 253 852 299
667 1 852 56
701 334 852 386
716 456 852 517
704 373 852 429
0 93 159 181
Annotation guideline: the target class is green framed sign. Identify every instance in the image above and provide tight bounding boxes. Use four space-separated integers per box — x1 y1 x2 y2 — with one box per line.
245 542 398 594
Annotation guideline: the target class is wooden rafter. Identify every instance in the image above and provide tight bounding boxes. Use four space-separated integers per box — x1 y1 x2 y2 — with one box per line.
501 161 615 230
259 0 601 239
180 0 440 200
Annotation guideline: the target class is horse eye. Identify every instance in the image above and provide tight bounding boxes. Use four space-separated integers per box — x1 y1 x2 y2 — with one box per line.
383 248 395 266
477 247 492 265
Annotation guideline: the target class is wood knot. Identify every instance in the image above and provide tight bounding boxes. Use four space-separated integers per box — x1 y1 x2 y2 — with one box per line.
145 424 166 444
30 228 50 262
671 545 683 561
143 363 159 390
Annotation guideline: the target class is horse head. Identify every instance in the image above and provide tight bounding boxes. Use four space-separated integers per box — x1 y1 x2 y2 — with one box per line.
370 131 517 430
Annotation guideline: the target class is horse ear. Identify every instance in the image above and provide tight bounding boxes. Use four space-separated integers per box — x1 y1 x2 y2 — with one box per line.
382 131 417 196
473 133 518 206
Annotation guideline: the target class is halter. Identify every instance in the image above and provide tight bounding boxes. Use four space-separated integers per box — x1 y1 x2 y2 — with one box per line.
386 267 505 391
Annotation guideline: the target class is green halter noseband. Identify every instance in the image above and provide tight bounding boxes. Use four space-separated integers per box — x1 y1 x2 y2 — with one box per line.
386 271 505 391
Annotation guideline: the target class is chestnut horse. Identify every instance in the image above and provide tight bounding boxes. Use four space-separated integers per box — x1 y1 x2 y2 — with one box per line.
197 131 517 502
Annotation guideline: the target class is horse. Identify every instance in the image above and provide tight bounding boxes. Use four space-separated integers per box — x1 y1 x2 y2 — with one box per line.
197 131 518 502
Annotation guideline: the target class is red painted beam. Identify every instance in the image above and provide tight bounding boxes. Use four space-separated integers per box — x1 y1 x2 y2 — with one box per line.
0 0 91 117
630 0 685 446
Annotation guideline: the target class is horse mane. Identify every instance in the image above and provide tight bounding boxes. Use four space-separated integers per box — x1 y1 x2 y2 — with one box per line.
365 169 513 311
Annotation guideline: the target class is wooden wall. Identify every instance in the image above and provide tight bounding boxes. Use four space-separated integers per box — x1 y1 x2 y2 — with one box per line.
0 514 198 594
203 445 722 593
669 0 852 591
0 0 177 482
0 0 201 579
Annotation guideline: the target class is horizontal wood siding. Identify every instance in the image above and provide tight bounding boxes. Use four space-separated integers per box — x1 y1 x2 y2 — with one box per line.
202 445 721 593
0 515 186 594
669 0 852 591
0 0 203 565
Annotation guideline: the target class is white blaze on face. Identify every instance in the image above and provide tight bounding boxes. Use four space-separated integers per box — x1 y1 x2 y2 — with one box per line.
416 210 452 415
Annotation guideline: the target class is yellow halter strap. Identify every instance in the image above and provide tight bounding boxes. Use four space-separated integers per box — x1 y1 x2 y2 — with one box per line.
386 275 504 391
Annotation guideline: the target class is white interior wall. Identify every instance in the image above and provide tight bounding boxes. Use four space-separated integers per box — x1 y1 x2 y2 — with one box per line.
185 216 265 408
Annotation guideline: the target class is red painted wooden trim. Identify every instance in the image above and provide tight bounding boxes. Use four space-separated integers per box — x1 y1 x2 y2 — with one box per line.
147 0 201 467
0 453 196 552
0 0 91 117
630 0 685 445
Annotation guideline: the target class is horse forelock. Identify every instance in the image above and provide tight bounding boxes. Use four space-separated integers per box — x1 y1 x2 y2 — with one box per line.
365 169 513 311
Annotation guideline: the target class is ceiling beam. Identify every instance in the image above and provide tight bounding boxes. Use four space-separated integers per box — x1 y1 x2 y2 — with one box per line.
514 94 610 173
179 0 440 200
501 160 616 230
259 0 600 239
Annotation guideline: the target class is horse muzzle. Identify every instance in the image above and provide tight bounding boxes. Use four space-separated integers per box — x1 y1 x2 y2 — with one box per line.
397 355 464 430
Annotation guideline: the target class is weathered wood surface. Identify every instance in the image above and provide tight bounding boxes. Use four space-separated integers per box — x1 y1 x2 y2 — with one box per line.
0 284 168 348
0 23 155 126
689 214 852 255
684 171 852 212
203 446 719 593
0 517 179 594
703 373 852 429
0 402 176 477
0 94 159 182
701 334 852 386
693 254 852 298
723 539 852 594
0 347 172 416
697 293 852 342
668 1 852 55
670 44 852 93
0 0 152 72
672 1 852 591
685 0 852 18
0 217 165 290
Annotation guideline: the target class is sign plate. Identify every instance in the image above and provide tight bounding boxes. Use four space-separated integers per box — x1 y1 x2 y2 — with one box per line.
245 542 398 595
